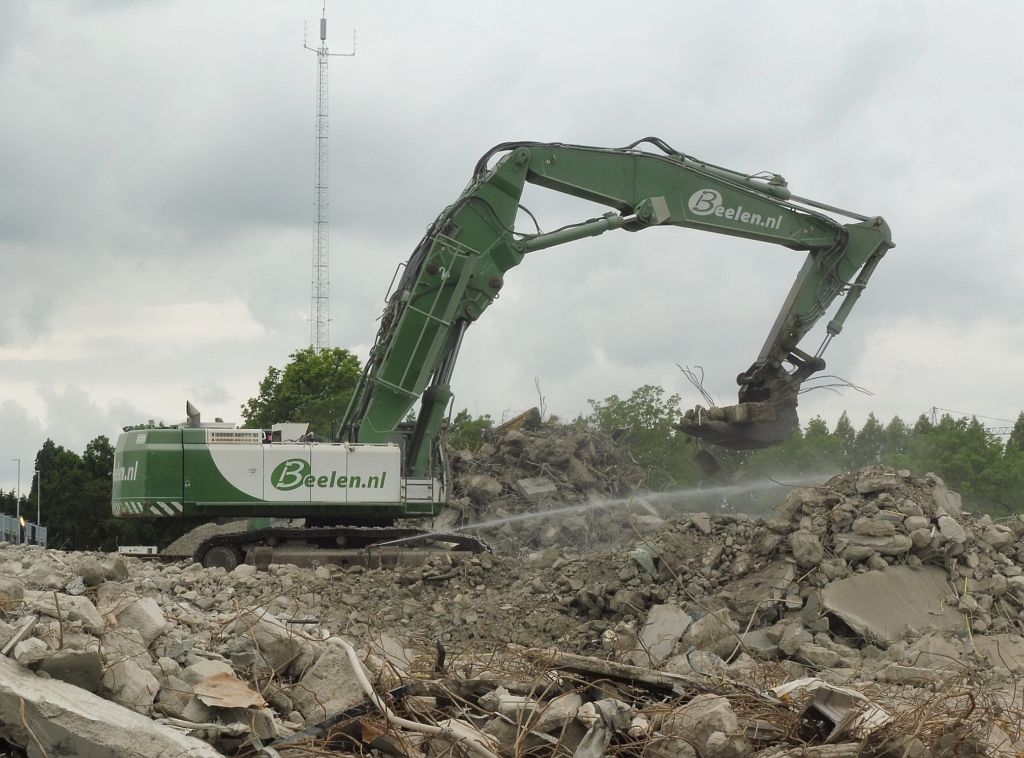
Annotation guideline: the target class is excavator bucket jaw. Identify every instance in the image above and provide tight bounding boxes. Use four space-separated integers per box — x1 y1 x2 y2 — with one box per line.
676 400 799 450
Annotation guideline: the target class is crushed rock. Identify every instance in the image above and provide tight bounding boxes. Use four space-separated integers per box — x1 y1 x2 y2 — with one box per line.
0 460 1022 755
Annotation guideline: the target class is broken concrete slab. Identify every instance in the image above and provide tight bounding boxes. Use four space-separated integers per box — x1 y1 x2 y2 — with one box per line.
0 576 25 608
29 590 104 630
835 532 913 557
290 645 368 722
516 477 559 503
789 529 824 568
629 604 692 667
103 658 160 714
822 566 965 645
0 654 221 757
182 657 235 686
660 694 739 753
971 633 1024 673
368 632 415 676
156 675 212 723
35 648 105 692
681 609 738 659
932 482 963 518
112 596 169 647
770 677 891 741
904 634 965 672
225 607 319 676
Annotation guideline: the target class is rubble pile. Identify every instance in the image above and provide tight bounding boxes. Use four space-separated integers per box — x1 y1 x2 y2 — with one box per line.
445 414 651 549
0 465 1023 756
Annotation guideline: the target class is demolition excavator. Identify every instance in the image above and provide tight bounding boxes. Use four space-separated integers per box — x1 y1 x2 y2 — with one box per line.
112 138 893 568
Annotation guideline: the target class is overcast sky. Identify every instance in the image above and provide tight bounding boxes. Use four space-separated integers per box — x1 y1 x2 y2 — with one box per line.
2 1 1023 493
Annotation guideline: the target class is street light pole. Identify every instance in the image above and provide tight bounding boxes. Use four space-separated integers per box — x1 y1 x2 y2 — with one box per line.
11 458 20 544
34 469 40 525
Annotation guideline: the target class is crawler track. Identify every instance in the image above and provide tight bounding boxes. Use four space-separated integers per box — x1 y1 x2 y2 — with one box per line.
192 525 490 570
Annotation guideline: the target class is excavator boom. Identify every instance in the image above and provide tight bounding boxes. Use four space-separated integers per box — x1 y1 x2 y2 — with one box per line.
342 139 893 465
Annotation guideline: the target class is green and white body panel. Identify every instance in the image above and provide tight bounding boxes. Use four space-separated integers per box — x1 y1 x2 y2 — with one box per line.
112 427 444 520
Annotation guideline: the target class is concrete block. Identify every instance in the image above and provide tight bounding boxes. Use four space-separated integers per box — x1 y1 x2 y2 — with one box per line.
932 484 963 518
629 604 692 666
182 658 234 686
465 474 503 504
937 515 967 544
102 658 161 714
76 556 107 586
13 637 47 666
114 596 169 647
681 609 738 659
29 591 104 631
156 675 211 723
852 517 896 537
516 477 558 503
99 627 149 666
822 566 965 646
226 608 319 676
789 529 824 568
855 473 901 494
0 655 220 757
291 646 367 722
738 628 780 660
35 648 105 692
0 577 25 609
661 694 738 752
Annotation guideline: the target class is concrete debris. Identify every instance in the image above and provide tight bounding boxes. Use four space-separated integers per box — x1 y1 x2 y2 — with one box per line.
629 603 692 666
0 655 221 756
821 566 966 645
290 645 370 722
770 677 891 740
1 458 1023 756
103 658 160 713
516 476 559 502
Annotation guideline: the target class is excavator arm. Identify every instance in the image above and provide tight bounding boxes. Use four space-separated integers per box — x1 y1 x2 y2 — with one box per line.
341 139 893 474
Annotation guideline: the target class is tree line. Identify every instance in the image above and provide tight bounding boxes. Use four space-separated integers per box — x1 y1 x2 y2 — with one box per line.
1 437 195 551
581 385 1024 516
4 347 1020 552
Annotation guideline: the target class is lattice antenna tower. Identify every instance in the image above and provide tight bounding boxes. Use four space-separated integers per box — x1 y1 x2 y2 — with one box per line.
304 3 355 350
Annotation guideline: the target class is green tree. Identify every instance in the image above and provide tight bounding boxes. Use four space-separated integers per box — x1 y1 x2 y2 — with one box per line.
850 413 886 468
744 415 845 477
832 412 856 458
0 490 28 520
33 439 88 549
33 436 195 551
588 385 698 489
241 347 362 439
448 409 494 451
898 415 1004 501
882 416 910 460
1007 412 1024 454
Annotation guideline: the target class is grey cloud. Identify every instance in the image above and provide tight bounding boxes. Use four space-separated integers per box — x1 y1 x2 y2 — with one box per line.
0 0 1021 454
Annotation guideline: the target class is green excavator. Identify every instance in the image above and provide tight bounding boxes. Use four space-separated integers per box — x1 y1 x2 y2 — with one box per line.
112 138 893 568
